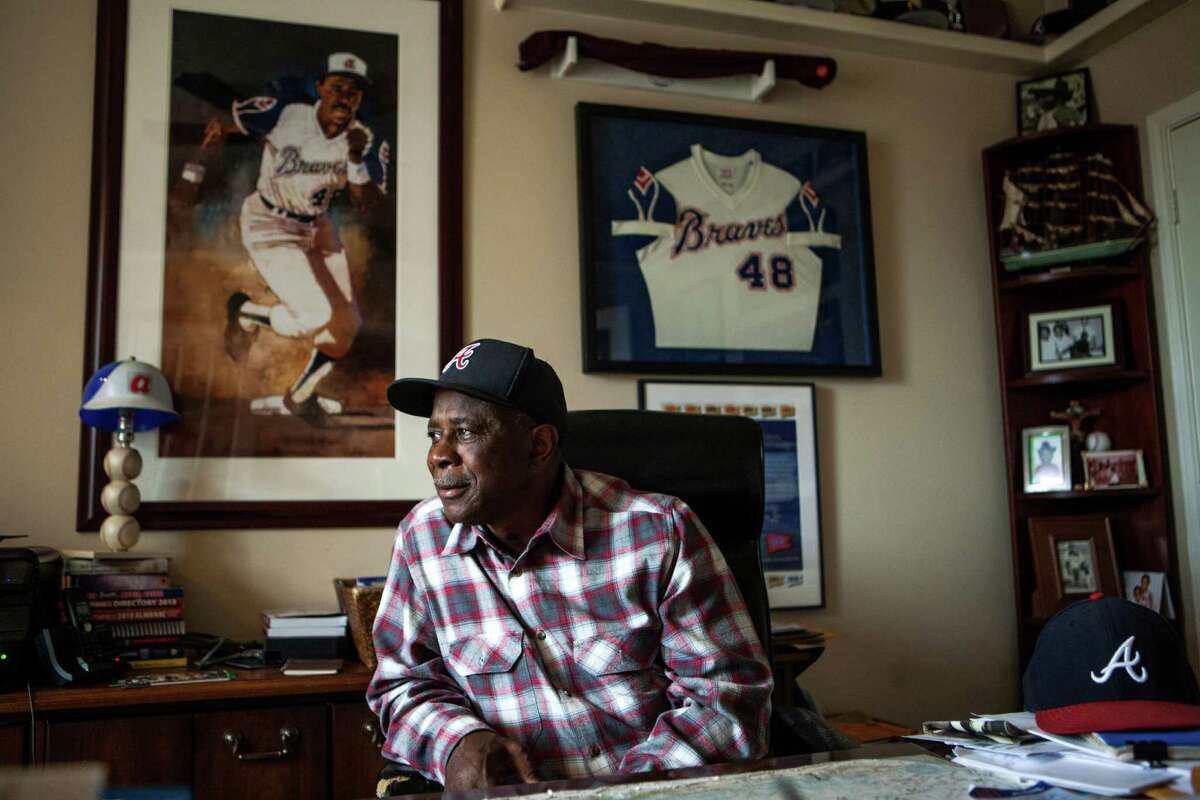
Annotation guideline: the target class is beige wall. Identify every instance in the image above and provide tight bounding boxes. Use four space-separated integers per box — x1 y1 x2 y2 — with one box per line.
17 0 1193 727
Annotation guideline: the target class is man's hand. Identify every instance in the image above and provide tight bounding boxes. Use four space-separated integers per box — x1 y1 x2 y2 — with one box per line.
444 730 538 791
347 128 368 163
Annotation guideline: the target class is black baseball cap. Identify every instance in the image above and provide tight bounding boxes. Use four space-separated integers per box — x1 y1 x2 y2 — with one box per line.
387 339 568 437
1023 596 1200 734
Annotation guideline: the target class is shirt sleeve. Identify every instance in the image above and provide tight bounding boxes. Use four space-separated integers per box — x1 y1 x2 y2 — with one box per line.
617 501 774 773
366 523 492 784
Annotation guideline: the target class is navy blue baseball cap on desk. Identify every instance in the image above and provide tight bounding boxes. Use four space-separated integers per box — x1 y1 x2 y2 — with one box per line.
1023 595 1200 734
387 339 568 437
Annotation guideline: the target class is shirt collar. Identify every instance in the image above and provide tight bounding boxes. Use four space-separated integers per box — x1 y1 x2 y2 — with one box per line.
439 465 586 561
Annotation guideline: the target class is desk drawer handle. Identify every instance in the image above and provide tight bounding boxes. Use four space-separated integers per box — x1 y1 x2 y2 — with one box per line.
362 720 384 747
223 726 299 761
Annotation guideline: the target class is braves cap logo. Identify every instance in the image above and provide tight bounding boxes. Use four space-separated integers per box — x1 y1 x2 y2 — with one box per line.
129 374 152 394
344 57 357 69
634 167 655 194
1091 635 1149 684
443 343 479 373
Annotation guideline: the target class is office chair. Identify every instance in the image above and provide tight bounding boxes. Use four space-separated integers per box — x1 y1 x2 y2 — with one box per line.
376 409 851 797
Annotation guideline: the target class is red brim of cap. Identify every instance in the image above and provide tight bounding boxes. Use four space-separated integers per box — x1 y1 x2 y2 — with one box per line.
1036 700 1200 734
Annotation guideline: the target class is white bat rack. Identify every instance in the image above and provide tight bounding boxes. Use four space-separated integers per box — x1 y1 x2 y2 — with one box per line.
545 35 778 104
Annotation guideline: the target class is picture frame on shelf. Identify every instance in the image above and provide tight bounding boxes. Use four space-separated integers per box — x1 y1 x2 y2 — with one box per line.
1016 68 1092 136
578 103 880 377
1082 449 1148 491
1029 515 1119 618
638 380 823 609
78 0 463 531
1122 570 1176 618
1026 304 1119 373
1022 425 1072 494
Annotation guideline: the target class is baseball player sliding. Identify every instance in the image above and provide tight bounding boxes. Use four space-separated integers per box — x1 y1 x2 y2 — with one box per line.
176 52 389 427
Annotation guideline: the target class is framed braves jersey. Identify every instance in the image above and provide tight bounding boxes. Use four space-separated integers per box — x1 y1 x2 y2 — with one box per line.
612 145 841 352
578 103 879 376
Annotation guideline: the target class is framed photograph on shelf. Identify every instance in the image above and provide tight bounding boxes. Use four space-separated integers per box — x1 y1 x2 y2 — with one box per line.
1022 425 1072 494
578 103 880 377
638 380 823 608
1122 570 1176 618
1016 68 1092 135
1027 304 1118 373
1082 449 1148 490
78 0 463 531
1029 515 1119 618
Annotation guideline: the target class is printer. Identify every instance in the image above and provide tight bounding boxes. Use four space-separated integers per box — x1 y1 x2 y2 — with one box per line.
0 546 62 688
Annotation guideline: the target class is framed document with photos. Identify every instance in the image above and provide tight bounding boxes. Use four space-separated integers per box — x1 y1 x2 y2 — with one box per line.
639 380 824 608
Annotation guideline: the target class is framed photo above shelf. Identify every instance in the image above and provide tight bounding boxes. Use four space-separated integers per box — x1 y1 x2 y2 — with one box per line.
1016 68 1093 136
1022 425 1072 494
78 0 464 531
578 103 880 377
1026 303 1119 374
638 380 823 609
1082 449 1148 491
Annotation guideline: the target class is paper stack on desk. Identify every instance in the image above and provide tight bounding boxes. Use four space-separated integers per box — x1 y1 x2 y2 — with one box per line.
911 596 1200 796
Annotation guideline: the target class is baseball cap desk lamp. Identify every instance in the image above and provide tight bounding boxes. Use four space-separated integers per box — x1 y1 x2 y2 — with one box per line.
79 359 179 552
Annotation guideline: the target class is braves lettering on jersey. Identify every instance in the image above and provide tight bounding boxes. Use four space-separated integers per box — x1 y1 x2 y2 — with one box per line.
233 96 387 217
612 145 841 352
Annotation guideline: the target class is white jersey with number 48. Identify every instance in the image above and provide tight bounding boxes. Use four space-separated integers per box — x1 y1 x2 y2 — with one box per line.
612 145 840 352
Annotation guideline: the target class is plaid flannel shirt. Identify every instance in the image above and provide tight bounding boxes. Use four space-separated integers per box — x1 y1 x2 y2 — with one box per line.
367 466 772 784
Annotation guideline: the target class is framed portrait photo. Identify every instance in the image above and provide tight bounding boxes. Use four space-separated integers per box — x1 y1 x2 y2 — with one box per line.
578 103 880 377
1022 425 1072 494
1016 68 1092 136
1027 304 1118 373
1082 449 1148 491
78 0 463 531
638 380 823 608
1029 515 1119 618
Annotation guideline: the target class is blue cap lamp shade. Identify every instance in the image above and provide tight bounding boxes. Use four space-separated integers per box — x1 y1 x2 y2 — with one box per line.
79 359 179 551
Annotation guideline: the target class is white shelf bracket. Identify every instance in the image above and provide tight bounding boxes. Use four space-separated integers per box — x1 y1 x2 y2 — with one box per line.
550 35 579 80
750 59 776 103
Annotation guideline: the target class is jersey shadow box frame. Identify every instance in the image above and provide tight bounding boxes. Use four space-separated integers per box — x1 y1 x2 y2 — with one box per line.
78 0 464 531
577 103 881 377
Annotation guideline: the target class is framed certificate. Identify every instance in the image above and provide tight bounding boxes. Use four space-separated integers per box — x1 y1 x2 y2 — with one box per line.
639 380 824 608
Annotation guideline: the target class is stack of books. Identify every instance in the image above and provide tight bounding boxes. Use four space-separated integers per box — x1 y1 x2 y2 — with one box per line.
62 549 187 669
262 610 348 664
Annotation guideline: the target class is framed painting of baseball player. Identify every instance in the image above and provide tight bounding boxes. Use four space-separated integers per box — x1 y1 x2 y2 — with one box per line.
78 0 463 531
578 103 881 376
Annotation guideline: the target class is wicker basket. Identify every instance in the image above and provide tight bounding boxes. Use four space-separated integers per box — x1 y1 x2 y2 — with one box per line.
334 578 384 668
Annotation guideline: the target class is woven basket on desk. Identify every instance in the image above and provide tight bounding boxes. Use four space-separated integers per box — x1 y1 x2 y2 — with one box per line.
334 578 384 669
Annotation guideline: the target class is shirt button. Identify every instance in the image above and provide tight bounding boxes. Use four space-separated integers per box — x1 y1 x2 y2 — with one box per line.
536 630 547 641
511 568 523 578
559 688 570 698
589 745 601 758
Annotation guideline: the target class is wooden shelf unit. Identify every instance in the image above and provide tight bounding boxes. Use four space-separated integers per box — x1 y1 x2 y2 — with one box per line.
982 124 1182 671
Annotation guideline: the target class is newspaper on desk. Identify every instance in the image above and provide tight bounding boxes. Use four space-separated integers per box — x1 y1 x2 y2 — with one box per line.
516 755 1025 800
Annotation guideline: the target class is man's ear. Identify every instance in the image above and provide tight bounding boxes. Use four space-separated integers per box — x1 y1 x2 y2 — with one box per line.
529 423 559 467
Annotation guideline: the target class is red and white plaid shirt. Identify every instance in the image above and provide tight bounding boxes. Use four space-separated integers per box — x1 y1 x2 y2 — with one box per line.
367 466 772 784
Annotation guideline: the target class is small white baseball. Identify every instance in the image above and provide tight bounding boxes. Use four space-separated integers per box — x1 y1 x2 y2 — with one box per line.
1085 431 1112 452
104 447 143 480
100 514 141 552
101 480 141 515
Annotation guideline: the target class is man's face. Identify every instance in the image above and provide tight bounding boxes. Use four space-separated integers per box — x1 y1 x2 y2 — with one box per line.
316 75 363 130
426 390 534 527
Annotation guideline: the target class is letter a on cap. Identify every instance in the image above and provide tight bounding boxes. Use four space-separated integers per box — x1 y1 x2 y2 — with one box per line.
444 343 479 372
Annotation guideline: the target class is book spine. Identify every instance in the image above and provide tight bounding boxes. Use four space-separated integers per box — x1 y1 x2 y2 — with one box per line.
64 558 170 575
109 620 186 638
114 644 184 660
88 597 183 609
68 574 171 592
126 657 189 670
91 607 185 622
113 635 184 647
84 588 184 601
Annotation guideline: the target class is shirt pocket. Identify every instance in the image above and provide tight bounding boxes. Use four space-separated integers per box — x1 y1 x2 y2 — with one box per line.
446 629 524 677
444 629 543 745
573 625 659 676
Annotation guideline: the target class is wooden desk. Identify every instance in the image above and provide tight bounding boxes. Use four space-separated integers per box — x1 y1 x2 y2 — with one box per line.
412 742 930 799
0 664 385 800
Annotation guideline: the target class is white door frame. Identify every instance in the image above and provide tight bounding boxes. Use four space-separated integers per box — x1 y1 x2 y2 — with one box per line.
1147 90 1200 665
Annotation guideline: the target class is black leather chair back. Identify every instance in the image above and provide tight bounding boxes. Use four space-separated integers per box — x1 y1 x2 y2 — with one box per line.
562 410 772 662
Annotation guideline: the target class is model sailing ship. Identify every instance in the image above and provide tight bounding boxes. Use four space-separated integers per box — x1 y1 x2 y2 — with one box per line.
998 151 1153 268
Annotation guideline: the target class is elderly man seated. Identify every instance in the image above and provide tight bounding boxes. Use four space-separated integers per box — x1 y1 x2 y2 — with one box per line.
367 338 773 792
